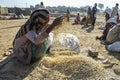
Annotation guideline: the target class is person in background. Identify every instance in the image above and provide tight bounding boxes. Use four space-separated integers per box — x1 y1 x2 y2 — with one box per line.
105 23 120 52
86 7 92 26
12 9 64 65
80 7 92 27
40 1 45 8
96 16 117 41
111 3 119 19
91 3 97 28
87 7 92 17
66 9 70 22
104 6 112 21
105 23 120 45
73 13 80 24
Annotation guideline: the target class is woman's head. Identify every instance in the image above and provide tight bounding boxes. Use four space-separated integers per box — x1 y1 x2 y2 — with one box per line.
30 9 50 29
13 9 50 43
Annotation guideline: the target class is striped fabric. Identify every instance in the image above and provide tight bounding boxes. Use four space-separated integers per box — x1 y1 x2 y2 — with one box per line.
13 9 50 45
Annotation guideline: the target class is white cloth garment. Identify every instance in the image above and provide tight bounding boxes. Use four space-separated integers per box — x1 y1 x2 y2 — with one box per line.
107 16 117 24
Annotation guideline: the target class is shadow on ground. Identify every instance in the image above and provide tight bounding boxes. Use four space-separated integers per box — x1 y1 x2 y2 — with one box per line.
0 54 39 80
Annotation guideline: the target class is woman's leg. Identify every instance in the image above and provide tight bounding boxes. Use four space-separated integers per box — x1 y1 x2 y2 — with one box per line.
31 33 54 59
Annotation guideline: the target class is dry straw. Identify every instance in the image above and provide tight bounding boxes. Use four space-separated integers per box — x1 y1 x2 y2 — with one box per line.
40 55 107 79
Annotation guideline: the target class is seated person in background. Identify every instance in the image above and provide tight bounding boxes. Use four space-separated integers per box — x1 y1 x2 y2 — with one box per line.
105 23 120 52
81 7 93 27
81 16 92 26
80 16 86 25
12 9 64 65
106 23 120 44
96 16 117 41
85 15 92 26
73 13 80 25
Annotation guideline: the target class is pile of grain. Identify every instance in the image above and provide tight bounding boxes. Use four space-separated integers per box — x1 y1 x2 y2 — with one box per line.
25 54 108 80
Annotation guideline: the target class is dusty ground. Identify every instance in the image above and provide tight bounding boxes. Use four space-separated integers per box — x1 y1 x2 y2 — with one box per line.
0 16 120 80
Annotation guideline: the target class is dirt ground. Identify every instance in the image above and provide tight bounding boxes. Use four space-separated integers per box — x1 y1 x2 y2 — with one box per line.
0 16 120 80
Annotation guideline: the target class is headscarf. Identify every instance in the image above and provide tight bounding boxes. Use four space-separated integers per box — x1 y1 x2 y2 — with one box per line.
13 9 50 45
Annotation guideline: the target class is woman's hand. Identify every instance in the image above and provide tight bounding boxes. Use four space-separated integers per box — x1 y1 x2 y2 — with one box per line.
46 16 64 34
51 16 64 27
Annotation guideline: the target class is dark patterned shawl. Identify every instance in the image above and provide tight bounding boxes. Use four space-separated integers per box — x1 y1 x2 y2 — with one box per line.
13 9 50 45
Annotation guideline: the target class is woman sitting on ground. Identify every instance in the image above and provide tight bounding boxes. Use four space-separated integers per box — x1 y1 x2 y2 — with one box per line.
12 9 64 64
105 23 120 52
73 13 80 25
96 16 117 41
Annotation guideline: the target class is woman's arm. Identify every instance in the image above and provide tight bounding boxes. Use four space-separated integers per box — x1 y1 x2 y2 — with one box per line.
25 30 49 45
46 16 64 34
25 16 64 45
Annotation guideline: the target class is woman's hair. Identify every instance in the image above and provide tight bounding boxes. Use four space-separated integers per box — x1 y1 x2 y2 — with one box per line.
30 9 50 23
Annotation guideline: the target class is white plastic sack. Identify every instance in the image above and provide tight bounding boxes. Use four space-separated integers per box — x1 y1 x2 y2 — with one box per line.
107 41 120 52
48 32 54 47
52 33 80 53
98 24 105 30
19 14 25 19
107 16 117 24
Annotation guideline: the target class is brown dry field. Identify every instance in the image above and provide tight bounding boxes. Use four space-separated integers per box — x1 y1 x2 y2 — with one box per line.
0 16 120 80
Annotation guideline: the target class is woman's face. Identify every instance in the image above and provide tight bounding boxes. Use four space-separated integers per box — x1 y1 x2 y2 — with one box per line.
35 16 49 30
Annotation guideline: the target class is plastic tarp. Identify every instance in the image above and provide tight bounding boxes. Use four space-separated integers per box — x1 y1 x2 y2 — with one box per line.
107 41 120 52
52 33 80 53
